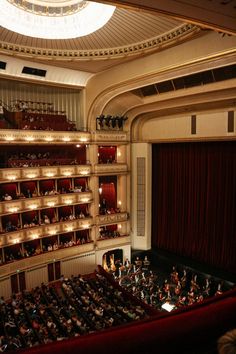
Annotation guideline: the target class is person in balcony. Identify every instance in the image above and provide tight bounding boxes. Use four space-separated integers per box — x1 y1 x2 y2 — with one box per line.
100 198 107 214
25 189 33 198
4 193 12 201
42 215 50 224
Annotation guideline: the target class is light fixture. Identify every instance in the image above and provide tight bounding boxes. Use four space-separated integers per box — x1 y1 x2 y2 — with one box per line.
65 200 72 205
29 204 37 210
0 1 115 40
98 187 102 195
81 198 89 203
25 136 35 141
118 200 122 206
45 137 54 142
80 170 89 175
45 172 55 177
63 172 72 176
80 137 88 142
47 202 55 207
26 173 36 179
8 175 17 180
63 137 71 142
5 136 14 141
9 207 19 213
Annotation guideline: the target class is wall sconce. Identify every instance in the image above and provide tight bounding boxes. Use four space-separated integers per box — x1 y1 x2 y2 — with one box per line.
25 136 35 141
76 144 81 148
45 137 54 142
65 200 72 205
82 224 89 229
81 198 89 203
9 207 19 213
47 202 55 207
63 137 71 142
45 172 55 177
118 224 122 229
31 234 39 239
81 170 89 175
98 187 102 195
8 175 17 180
29 204 37 210
80 137 88 142
118 200 122 206
5 136 14 141
13 239 19 244
66 227 73 232
63 172 72 176
26 173 36 179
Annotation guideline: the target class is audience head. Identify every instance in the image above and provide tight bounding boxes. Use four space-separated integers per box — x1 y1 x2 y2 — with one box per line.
218 329 236 354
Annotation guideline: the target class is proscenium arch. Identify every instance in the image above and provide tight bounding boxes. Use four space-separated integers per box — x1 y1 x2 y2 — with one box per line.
85 46 236 132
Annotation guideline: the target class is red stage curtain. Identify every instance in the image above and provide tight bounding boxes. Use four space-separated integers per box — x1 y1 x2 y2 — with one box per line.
152 141 236 273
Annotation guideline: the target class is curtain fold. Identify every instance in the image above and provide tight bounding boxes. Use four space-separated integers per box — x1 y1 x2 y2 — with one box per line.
152 141 236 273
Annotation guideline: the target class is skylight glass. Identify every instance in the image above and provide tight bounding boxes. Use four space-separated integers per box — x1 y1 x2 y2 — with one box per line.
0 0 116 39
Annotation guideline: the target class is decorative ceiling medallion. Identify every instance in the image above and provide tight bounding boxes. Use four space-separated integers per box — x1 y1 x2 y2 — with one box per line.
7 0 88 17
0 0 116 39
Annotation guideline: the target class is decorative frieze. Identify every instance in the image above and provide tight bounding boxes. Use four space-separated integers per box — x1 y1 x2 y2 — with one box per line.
0 129 91 144
0 165 92 182
96 212 128 225
0 191 93 216
92 131 128 143
0 216 94 247
94 163 128 175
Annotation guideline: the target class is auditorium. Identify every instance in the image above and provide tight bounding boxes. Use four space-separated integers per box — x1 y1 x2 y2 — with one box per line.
0 1 236 353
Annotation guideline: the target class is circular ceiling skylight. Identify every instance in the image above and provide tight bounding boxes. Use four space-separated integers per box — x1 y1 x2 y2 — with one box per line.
0 0 116 39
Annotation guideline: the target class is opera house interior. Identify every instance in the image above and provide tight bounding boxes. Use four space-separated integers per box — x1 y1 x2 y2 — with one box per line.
0 0 236 353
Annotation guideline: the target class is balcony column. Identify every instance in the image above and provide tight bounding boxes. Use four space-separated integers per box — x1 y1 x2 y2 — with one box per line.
117 175 127 212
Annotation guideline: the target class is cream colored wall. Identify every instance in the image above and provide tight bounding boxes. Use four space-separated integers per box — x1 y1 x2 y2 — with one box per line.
131 143 152 251
85 32 236 128
141 109 236 141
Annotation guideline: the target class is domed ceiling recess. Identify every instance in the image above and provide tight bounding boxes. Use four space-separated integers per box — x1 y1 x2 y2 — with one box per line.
0 0 203 73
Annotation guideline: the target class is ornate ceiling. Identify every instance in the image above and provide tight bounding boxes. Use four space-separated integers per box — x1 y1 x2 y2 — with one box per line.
0 1 203 73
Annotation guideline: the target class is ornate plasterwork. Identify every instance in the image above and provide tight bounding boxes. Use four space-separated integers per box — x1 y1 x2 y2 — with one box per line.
7 0 88 17
0 129 91 144
96 212 128 225
0 23 200 60
94 163 128 174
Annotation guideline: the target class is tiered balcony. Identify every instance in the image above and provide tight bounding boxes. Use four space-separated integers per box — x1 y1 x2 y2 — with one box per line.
0 191 93 215
0 241 94 278
0 129 91 144
0 165 91 182
0 216 93 247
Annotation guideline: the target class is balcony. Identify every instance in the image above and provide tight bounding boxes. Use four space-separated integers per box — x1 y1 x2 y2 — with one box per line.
95 212 128 225
93 163 128 175
0 191 93 216
0 216 94 247
0 129 91 144
0 241 95 278
0 165 92 182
